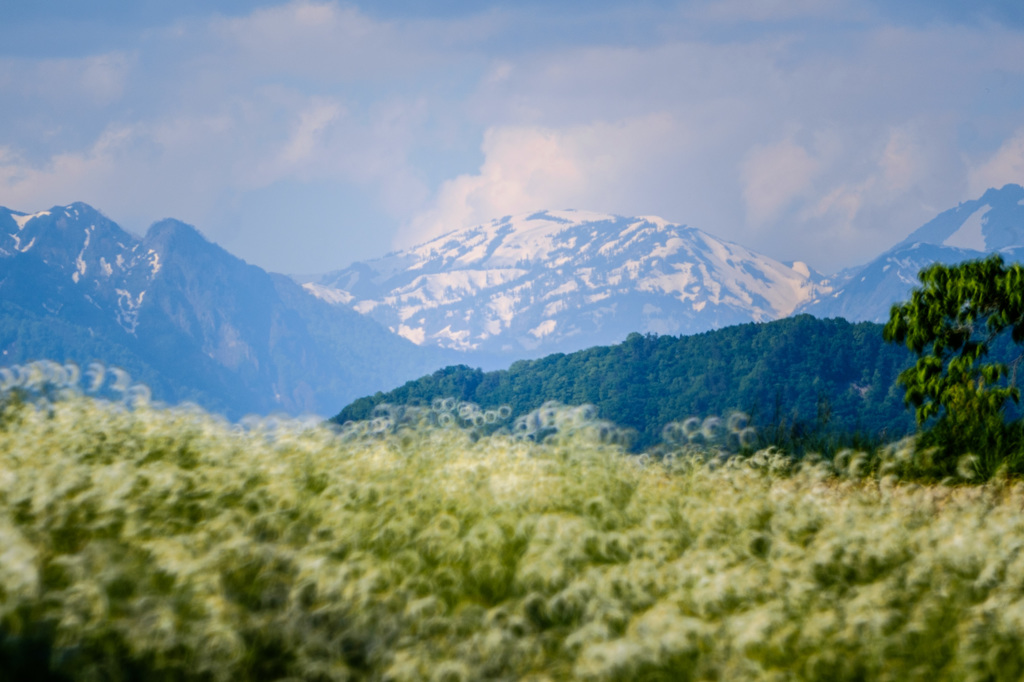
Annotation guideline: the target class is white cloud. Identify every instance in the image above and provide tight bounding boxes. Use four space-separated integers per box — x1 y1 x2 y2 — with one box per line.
879 126 926 193
213 2 386 78
242 98 346 186
3 1 1024 276
282 102 343 166
968 129 1024 195
0 52 133 106
741 138 819 225
400 114 680 245
208 0 491 82
0 118 235 232
694 0 851 22
0 124 147 222
453 19 1024 272
404 126 584 242
800 180 870 230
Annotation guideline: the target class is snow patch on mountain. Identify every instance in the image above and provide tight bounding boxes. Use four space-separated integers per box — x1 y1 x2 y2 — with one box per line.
314 209 831 355
386 269 530 318
395 324 425 344
530 319 557 338
72 227 93 283
115 288 146 334
11 211 49 230
431 325 472 349
942 205 988 250
0 204 170 334
302 282 354 305
10 232 35 253
797 184 1024 323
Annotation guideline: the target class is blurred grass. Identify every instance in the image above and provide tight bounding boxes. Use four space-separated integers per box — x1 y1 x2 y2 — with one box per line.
2 363 1024 680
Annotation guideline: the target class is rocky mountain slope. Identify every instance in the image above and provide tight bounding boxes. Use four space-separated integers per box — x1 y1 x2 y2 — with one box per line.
798 184 1024 322
5 185 1020 417
0 203 452 416
309 210 832 357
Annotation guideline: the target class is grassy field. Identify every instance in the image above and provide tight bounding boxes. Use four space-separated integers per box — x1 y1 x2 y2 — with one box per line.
3 364 1024 680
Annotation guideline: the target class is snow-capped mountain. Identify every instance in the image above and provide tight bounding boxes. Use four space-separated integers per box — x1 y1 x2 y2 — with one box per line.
2 204 152 328
8 187 1019 415
798 184 1024 322
0 203 452 416
309 210 832 356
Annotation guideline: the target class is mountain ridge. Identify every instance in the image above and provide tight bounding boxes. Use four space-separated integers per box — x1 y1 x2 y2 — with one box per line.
4 184 1022 418
798 183 1024 322
0 204 456 417
308 209 833 358
307 185 1024 349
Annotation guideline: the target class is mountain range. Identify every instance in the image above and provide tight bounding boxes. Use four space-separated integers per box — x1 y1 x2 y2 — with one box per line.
307 184 1024 357
2 184 1021 417
307 210 831 357
0 203 453 417
799 184 1024 321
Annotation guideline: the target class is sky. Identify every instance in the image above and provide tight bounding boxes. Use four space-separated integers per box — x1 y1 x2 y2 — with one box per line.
1 0 1023 276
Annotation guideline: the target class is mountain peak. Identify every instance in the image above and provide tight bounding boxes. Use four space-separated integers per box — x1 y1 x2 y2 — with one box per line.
892 183 1024 254
144 218 206 244
798 184 1024 323
980 183 1024 204
0 202 136 274
61 201 103 214
313 209 828 355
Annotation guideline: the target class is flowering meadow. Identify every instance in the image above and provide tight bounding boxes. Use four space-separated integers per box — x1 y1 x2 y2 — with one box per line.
3 363 1024 680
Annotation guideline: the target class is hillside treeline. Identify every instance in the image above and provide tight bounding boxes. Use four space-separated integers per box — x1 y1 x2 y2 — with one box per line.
334 315 919 451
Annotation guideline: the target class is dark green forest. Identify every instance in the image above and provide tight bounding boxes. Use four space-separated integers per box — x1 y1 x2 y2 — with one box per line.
334 315 921 452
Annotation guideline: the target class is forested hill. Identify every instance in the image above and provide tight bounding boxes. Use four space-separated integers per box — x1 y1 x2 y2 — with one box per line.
333 315 918 451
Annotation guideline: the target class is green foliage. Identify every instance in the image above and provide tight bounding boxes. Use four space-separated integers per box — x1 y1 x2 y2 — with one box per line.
335 316 917 454
885 255 1024 476
4 365 1024 679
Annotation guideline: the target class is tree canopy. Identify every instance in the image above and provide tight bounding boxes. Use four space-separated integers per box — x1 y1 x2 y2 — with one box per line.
884 255 1024 475
337 315 918 453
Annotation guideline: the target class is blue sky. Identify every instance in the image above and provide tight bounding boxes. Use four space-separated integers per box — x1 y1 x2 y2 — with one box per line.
2 0 1023 275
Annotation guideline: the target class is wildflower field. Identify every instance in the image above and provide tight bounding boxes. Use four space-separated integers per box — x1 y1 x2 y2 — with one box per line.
3 365 1024 680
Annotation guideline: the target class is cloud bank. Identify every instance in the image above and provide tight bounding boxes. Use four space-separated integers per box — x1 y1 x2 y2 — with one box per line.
1 1 1022 274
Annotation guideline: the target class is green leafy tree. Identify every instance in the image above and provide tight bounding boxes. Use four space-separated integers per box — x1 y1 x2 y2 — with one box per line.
884 255 1024 476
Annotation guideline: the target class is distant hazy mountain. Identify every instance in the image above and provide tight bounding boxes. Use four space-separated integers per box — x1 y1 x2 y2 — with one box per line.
308 210 832 357
0 203 452 417
798 184 1024 322
6 186 1019 418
